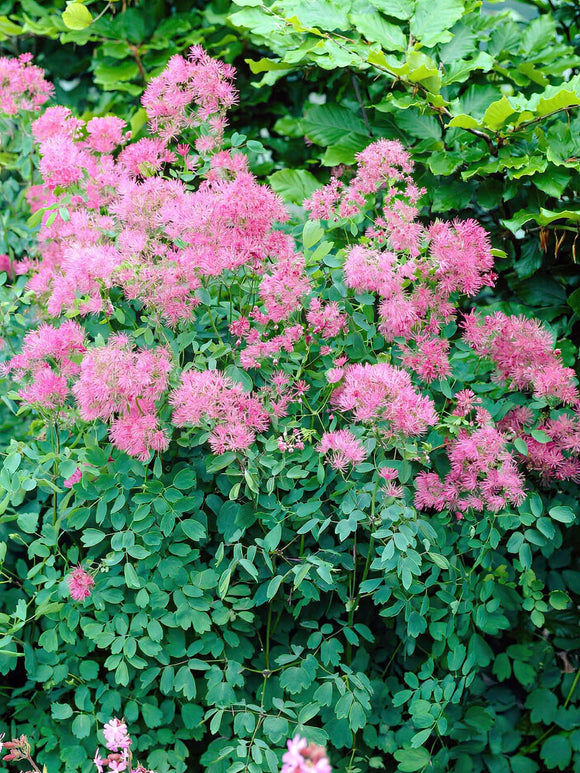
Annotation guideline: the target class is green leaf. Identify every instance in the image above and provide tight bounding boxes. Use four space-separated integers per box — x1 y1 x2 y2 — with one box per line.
448 113 481 129
406 51 441 93
81 529 106 547
535 87 580 117
370 0 415 19
17 511 39 534
62 2 93 30
549 506 575 524
540 735 572 771
549 590 570 610
303 103 369 147
266 575 284 600
408 611 427 637
525 689 558 724
124 563 141 589
482 97 516 130
303 220 324 249
410 0 464 48
531 430 551 444
181 519 206 541
568 287 580 316
71 713 92 739
393 747 431 772
141 703 165 728
268 169 320 205
350 11 406 52
246 58 293 74
51 702 73 720
493 652 511 681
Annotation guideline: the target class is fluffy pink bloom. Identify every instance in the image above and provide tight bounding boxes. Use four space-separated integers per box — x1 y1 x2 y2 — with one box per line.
318 430 367 471
86 116 127 153
5 321 86 410
500 408 580 482
118 138 175 176
330 362 437 437
103 719 132 752
0 54 53 115
73 337 171 421
326 367 344 384
170 369 270 453
343 246 398 295
307 298 347 340
415 426 525 515
67 566 94 601
141 46 237 140
303 177 343 220
18 366 68 409
400 336 451 383
109 412 170 462
259 253 311 322
453 389 479 417
64 467 82 488
32 106 82 141
281 735 331 773
428 219 495 296
462 312 579 404
239 325 303 370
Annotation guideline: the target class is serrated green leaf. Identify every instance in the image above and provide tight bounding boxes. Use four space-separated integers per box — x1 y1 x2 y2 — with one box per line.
268 169 320 205
350 11 406 52
410 0 464 48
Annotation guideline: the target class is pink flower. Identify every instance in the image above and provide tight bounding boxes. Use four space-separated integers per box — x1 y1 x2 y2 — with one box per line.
94 750 105 773
281 736 331 773
63 467 82 488
86 116 127 153
325 367 344 384
32 106 82 141
170 369 270 453
462 311 579 405
141 46 237 141
400 335 451 383
307 298 347 340
318 430 367 471
0 54 53 116
103 719 131 752
415 426 525 515
67 566 94 601
330 362 437 437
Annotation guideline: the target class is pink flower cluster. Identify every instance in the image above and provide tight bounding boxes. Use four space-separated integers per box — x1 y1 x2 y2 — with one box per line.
170 369 270 453
462 311 578 404
330 362 437 438
306 142 496 387
141 45 237 143
72 336 171 460
4 321 86 410
0 54 53 116
281 735 331 773
67 565 94 600
318 429 367 471
415 426 526 516
499 407 580 482
92 719 157 773
27 71 305 329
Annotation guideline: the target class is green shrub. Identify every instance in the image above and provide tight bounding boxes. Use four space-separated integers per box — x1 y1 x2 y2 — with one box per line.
0 46 578 773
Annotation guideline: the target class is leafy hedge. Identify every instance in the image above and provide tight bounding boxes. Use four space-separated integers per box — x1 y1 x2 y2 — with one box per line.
0 3 578 773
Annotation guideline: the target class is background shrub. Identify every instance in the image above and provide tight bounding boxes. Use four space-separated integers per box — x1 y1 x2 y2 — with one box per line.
0 3 578 773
